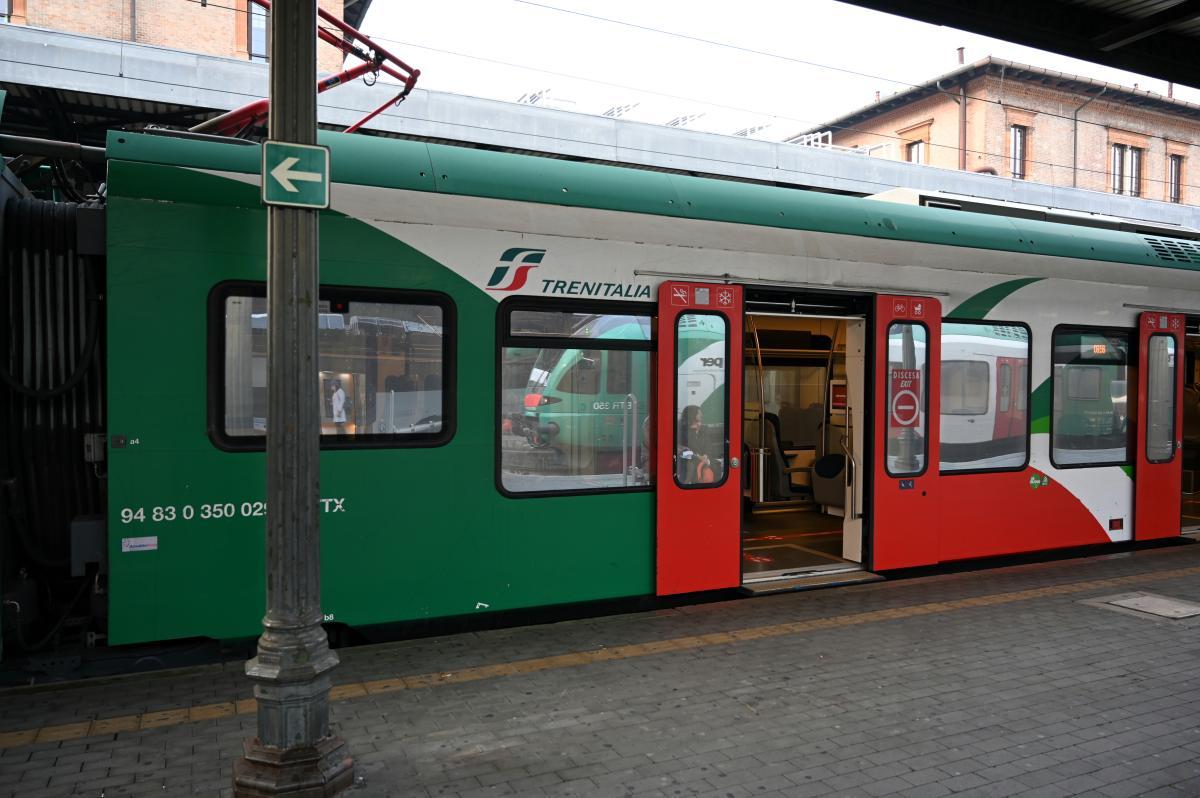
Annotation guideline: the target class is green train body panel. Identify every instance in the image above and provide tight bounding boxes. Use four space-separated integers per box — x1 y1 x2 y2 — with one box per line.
105 160 652 645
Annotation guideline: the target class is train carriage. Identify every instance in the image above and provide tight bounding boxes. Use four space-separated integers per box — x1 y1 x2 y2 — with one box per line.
2 128 1198 655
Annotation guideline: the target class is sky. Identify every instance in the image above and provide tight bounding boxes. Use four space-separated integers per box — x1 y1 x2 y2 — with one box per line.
359 0 1200 144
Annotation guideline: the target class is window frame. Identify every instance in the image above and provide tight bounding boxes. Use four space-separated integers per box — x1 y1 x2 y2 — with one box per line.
673 310 732 491
1048 324 1134 470
248 1 269 62
494 296 655 499
1145 333 1178 465
1009 125 1028 180
1111 143 1144 197
905 140 926 164
884 320 930 479
1169 154 1183 204
938 319 1032 477
1129 146 1143 198
207 280 456 452
1111 143 1126 195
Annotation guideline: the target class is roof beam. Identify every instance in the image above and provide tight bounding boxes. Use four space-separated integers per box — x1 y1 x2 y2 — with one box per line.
1092 0 1200 51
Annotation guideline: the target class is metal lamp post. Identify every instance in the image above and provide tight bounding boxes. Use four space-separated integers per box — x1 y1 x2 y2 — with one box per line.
233 1 353 794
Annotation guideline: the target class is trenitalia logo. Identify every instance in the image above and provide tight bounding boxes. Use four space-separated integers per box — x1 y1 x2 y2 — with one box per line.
487 247 545 291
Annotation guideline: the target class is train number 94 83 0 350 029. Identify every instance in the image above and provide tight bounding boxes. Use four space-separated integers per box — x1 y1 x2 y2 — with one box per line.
119 498 346 524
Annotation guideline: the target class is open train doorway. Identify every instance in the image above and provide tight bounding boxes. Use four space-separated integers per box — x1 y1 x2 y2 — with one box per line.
1183 317 1200 533
740 289 875 588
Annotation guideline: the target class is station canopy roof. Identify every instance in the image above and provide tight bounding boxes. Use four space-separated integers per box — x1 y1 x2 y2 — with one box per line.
841 0 1200 87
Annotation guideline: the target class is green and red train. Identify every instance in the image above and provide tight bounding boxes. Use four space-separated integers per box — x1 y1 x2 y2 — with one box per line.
2 128 1197 662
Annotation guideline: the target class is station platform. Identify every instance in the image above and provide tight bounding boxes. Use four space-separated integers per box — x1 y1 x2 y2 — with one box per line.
4 542 1200 797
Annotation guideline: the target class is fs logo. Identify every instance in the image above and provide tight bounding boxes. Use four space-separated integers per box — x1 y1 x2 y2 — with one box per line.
487 247 545 291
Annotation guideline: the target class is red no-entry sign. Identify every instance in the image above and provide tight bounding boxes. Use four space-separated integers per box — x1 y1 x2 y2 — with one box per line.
890 369 921 428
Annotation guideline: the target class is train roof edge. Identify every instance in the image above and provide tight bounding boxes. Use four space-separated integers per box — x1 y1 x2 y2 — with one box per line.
104 129 1200 279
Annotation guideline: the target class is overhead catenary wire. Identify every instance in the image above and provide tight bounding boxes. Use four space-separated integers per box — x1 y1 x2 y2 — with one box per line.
141 0 1200 195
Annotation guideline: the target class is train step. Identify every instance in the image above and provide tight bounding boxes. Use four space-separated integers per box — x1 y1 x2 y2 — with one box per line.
741 569 884 595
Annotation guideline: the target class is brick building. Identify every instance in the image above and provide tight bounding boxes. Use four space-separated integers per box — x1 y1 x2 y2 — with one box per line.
0 0 369 74
797 57 1200 206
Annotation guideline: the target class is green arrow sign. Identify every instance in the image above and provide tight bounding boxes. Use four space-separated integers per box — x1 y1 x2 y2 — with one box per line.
262 141 330 209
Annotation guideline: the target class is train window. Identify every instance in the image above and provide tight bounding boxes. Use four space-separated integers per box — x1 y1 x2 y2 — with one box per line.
675 313 729 488
213 284 453 450
1051 328 1132 467
885 322 928 477
1146 335 1177 463
499 299 653 495
939 323 1030 473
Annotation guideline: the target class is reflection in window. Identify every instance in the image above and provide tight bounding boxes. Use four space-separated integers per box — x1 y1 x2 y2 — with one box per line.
675 313 728 487
941 361 989 415
1146 335 1177 463
500 308 653 493
940 323 1029 472
1052 329 1132 466
223 295 445 439
886 323 927 476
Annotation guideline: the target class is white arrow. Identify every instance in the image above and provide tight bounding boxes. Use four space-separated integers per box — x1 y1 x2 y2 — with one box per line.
270 156 322 193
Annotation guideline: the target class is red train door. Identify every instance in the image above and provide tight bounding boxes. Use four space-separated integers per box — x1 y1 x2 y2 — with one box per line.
1135 312 1184 540
871 295 942 569
655 282 744 595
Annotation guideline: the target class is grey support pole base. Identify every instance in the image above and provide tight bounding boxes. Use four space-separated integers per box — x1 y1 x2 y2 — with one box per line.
233 627 351 796
233 735 353 798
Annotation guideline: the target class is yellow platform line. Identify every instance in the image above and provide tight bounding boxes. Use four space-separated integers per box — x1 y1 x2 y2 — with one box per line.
2 562 1197 751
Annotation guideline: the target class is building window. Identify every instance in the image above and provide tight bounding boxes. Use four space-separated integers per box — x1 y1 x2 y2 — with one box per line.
499 300 654 495
1051 328 1132 467
1111 144 1143 197
1169 154 1184 203
905 140 925 164
1009 125 1027 180
213 283 454 449
940 323 1029 473
248 2 268 62
0 0 10 23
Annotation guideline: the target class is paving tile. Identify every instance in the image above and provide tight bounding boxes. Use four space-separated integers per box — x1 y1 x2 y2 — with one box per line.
3 545 1200 796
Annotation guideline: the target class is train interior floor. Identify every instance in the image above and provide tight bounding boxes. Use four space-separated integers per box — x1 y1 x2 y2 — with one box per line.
741 506 855 579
